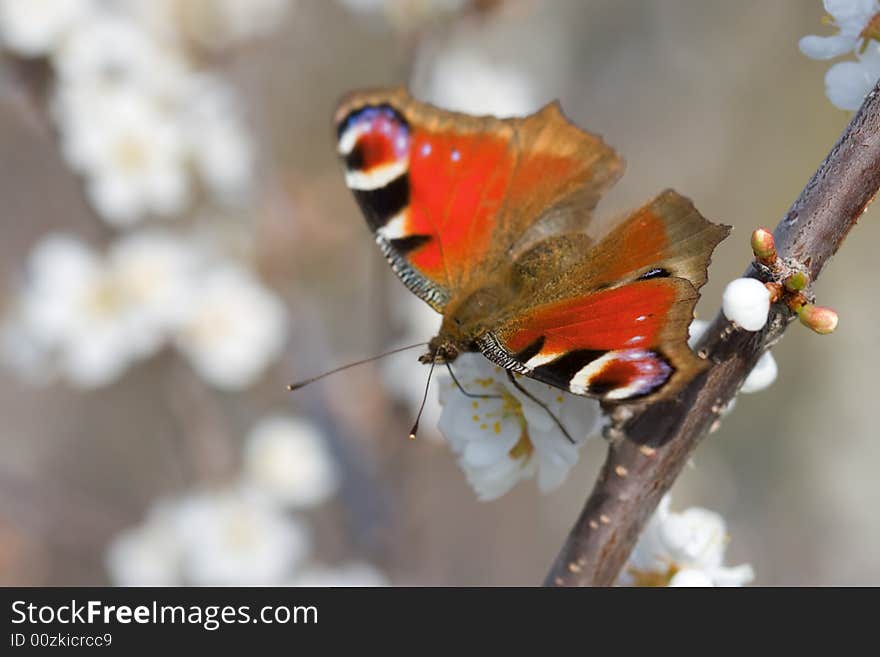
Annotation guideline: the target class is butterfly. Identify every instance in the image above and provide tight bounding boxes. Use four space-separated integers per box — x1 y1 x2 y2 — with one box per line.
334 87 729 405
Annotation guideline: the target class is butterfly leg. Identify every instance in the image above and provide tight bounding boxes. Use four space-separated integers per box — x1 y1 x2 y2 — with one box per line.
445 362 502 400
505 370 575 444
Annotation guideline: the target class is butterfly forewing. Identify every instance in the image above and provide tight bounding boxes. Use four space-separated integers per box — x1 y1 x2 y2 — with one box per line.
335 87 622 311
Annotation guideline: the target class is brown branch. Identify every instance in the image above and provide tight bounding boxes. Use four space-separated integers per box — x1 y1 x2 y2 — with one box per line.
545 80 880 587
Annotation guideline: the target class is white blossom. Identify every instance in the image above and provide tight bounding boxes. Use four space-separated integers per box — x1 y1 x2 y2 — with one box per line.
51 13 258 222
3 232 288 390
177 0 291 49
800 1 880 110
173 487 310 586
621 496 755 587
289 562 389 587
181 76 255 205
105 501 181 586
339 0 467 31
58 85 190 226
414 47 539 117
243 416 340 509
13 234 158 387
173 263 287 390
52 13 186 97
799 0 880 60
0 0 93 57
437 353 602 501
721 277 771 331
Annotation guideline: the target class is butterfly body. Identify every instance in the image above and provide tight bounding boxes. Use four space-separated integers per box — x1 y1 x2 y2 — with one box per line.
335 88 729 404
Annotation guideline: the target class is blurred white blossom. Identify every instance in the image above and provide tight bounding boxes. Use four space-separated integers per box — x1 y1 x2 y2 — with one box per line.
176 0 292 49
174 264 287 390
181 76 255 205
243 415 340 508
722 277 771 331
620 496 755 587
13 234 164 387
105 501 181 586
173 487 310 586
51 13 186 96
0 0 93 57
339 0 467 32
689 318 778 396
108 487 312 586
0 315 56 385
290 562 390 587
2 231 287 390
59 86 190 227
6 3 261 226
414 47 539 117
801 1 880 110
437 353 602 501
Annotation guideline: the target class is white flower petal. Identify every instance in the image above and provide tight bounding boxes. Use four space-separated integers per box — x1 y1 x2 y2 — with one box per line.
174 264 287 390
825 59 878 110
711 563 756 587
799 34 860 60
289 562 389 587
243 415 339 509
172 487 311 586
824 0 878 27
436 352 599 500
0 0 93 57
462 429 520 467
106 504 181 586
668 568 715 587
621 495 754 587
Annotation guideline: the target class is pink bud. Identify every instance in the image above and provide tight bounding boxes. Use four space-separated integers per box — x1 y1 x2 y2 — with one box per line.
751 228 777 263
797 304 838 334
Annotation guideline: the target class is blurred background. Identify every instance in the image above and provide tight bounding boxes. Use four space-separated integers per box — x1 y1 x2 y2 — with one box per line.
0 0 877 586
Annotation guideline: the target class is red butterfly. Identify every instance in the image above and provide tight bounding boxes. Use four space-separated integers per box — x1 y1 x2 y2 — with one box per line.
334 87 729 405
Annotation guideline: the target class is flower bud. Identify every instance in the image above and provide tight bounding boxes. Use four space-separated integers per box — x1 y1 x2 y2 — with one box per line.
751 228 777 264
797 304 838 334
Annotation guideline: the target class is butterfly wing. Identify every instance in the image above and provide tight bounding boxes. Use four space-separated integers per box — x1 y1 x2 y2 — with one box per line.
334 87 622 312
476 190 730 403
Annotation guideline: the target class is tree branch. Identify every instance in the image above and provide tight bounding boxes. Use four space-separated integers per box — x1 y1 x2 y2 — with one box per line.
545 80 880 587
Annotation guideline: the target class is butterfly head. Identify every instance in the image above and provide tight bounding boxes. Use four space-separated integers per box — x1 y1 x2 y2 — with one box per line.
419 335 461 365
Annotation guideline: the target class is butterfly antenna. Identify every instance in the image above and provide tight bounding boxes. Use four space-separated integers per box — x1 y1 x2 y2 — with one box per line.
408 359 436 441
505 370 575 444
444 361 502 399
287 342 428 391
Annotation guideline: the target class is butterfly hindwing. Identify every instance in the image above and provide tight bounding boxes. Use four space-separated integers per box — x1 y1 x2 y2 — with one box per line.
476 191 730 403
335 87 622 312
